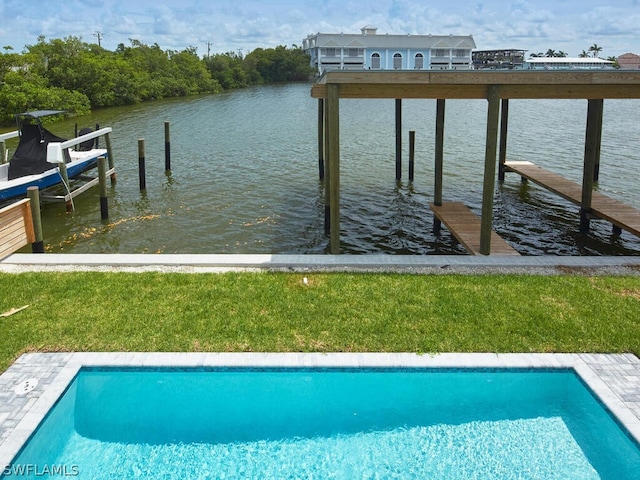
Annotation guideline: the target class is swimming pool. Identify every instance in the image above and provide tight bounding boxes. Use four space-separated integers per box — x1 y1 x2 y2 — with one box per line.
4 356 640 480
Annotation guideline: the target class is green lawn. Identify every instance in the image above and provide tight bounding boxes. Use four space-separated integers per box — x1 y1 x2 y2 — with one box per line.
1 271 639 372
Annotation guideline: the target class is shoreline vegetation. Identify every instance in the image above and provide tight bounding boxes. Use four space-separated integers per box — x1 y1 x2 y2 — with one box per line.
1 271 639 373
0 36 314 126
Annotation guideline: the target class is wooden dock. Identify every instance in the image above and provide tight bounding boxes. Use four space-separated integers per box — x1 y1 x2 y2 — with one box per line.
430 202 520 255
504 161 640 237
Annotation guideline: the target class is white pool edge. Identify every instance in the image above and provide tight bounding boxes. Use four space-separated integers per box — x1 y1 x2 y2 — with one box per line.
1 352 639 472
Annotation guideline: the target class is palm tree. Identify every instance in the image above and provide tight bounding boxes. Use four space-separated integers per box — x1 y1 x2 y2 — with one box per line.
589 44 603 58
557 51 568 58
607 56 619 69
579 50 590 58
545 49 557 57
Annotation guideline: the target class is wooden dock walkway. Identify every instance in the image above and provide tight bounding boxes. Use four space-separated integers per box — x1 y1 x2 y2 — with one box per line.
504 161 640 237
430 202 520 255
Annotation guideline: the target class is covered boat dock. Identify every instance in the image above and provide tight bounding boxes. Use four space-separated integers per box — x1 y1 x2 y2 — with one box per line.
310 70 640 254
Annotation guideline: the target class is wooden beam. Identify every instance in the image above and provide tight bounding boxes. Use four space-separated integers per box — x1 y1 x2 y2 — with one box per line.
310 71 640 100
479 85 501 255
318 98 324 180
498 98 509 182
433 99 445 233
395 99 402 180
327 83 341 254
580 99 604 233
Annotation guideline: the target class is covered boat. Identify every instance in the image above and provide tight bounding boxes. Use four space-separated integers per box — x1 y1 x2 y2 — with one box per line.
0 111 111 202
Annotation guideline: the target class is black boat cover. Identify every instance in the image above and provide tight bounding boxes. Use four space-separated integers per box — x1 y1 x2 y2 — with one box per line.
7 123 68 180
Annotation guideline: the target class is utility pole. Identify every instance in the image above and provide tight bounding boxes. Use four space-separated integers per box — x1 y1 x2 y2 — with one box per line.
206 41 212 58
93 31 103 47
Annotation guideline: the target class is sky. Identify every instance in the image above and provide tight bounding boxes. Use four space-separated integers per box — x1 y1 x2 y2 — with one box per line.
0 0 638 58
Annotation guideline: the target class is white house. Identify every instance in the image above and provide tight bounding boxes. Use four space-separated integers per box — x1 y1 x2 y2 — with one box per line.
302 26 476 74
524 57 615 70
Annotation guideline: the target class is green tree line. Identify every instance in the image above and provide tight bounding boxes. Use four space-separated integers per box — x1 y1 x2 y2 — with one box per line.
0 36 314 126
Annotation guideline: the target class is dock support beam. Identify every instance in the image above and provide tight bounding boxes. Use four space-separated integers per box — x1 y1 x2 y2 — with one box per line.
395 99 402 180
580 98 604 234
27 187 44 253
498 99 509 182
318 99 325 181
323 97 330 235
433 99 445 234
408 130 415 182
480 86 501 255
138 139 146 191
164 121 171 172
105 132 116 183
327 84 341 254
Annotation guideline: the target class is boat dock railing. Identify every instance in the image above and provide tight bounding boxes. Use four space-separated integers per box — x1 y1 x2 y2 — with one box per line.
0 126 113 165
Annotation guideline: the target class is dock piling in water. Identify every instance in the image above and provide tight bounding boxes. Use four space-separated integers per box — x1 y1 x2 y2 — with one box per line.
26 187 44 253
395 99 402 180
164 121 171 172
408 130 415 182
138 138 146 191
98 156 109 220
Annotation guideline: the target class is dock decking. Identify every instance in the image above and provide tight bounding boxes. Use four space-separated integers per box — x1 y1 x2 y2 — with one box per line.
430 202 520 255
504 161 640 237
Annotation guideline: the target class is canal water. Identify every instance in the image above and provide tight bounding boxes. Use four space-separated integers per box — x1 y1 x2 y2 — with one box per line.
17 83 640 255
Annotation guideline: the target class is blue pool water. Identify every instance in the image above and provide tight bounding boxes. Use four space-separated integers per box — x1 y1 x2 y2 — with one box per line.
7 368 640 479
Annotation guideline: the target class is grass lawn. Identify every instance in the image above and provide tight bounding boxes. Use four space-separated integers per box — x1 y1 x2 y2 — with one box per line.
1 271 639 372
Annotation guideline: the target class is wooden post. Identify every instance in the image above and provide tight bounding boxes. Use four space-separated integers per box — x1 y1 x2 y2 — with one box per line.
479 86 501 255
105 131 116 183
580 99 603 234
327 83 340 254
318 98 324 180
323 97 330 235
98 156 109 220
593 101 603 183
0 141 6 164
27 187 44 253
395 99 402 180
433 99 445 233
498 98 509 182
164 121 171 172
408 130 415 182
138 138 146 191
95 124 100 148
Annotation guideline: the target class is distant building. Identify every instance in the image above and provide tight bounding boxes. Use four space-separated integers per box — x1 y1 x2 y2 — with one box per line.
302 26 476 74
472 49 527 69
618 53 640 70
524 57 615 70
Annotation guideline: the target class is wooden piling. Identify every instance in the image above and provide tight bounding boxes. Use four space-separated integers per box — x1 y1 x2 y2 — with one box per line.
27 187 44 253
408 130 415 182
164 121 171 172
433 99 446 233
105 132 116 183
327 84 340 254
580 98 604 233
324 98 331 235
498 98 509 182
98 156 109 220
318 99 325 180
0 141 7 164
479 86 501 255
138 138 146 191
395 99 402 180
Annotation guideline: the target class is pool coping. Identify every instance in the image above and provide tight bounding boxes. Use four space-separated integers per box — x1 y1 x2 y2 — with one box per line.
1 352 639 471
